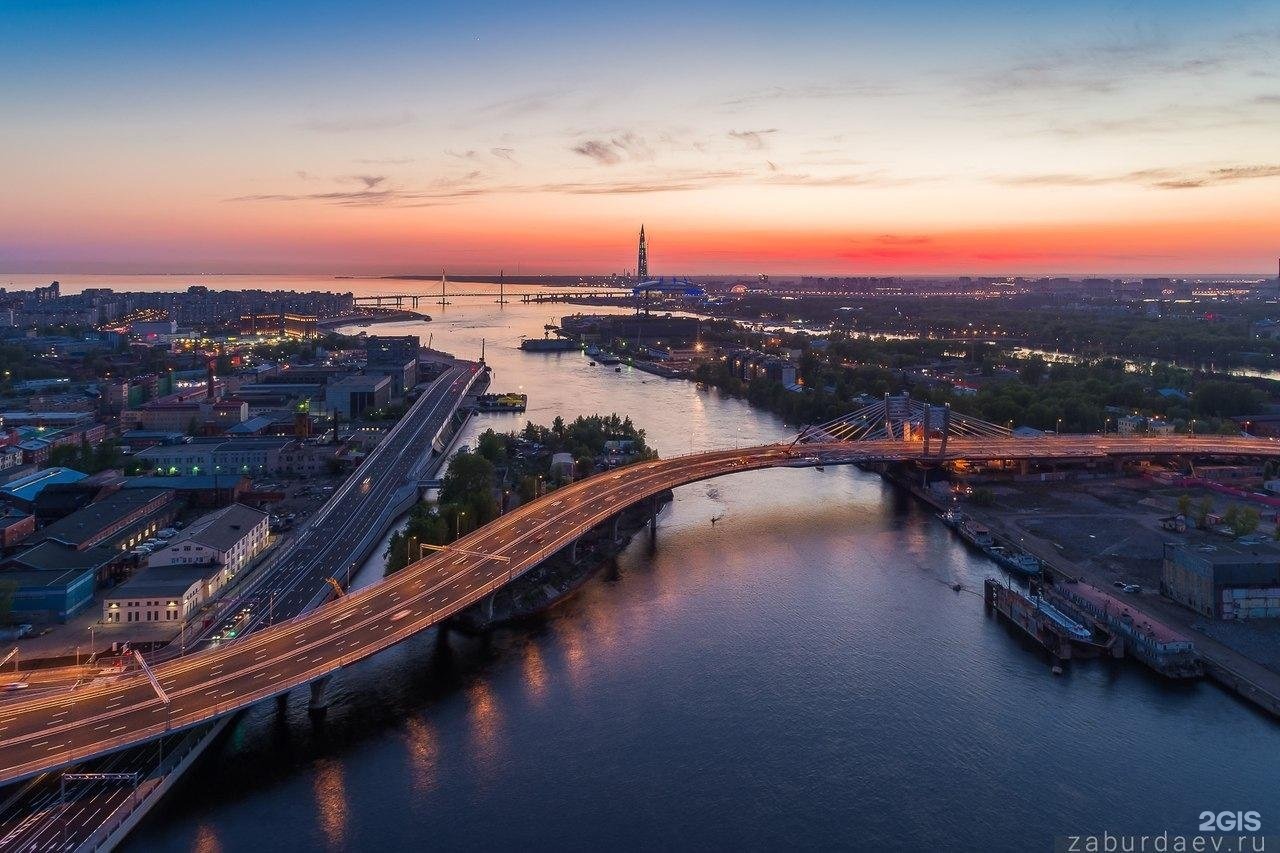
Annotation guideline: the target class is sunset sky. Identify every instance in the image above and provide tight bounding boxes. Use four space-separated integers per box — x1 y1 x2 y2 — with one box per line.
3 0 1279 276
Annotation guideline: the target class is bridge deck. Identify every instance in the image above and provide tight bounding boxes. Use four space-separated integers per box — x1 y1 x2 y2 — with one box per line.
0 434 1275 784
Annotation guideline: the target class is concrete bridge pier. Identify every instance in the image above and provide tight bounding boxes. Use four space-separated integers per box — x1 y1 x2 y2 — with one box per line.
308 675 332 714
569 537 580 564
611 514 621 544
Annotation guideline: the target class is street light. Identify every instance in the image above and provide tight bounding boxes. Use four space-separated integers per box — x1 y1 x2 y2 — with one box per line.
455 510 467 540
88 626 95 658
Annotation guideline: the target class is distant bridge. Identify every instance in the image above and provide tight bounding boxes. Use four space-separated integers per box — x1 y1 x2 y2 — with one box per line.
352 288 634 309
0 400 1275 784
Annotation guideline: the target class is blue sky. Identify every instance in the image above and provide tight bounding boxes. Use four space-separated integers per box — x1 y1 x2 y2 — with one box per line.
2 0 1278 273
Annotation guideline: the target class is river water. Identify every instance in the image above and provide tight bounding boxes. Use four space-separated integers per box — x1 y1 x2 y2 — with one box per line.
16 277 1272 851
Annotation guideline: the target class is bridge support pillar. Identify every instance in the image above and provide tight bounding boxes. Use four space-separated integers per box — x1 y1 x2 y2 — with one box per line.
1019 460 1030 476
611 514 621 544
308 675 332 713
569 538 579 563
276 692 288 713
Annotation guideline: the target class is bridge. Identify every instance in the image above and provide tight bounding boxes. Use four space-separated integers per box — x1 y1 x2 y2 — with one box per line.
0 401 1275 785
351 288 634 309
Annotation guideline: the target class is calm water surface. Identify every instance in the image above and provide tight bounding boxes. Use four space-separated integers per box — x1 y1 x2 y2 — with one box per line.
74 288 1280 852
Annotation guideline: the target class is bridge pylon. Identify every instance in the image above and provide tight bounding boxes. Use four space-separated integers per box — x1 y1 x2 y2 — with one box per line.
796 393 1009 457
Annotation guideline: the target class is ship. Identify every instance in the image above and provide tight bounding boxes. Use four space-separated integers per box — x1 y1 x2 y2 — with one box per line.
984 578 1117 663
985 545 1042 576
956 518 994 548
521 337 582 352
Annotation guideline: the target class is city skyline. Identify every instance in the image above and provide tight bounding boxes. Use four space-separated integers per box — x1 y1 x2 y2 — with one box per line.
3 0 1280 275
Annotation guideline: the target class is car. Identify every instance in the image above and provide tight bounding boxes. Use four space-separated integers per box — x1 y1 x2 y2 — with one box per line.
1113 581 1126 589
3 682 29 692
1122 584 1142 594
157 528 178 539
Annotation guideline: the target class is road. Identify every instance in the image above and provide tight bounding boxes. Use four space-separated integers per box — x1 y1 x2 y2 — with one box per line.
0 362 480 852
0 433 1276 790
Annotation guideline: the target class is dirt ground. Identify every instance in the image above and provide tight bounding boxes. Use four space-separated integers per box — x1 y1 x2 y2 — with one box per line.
968 475 1280 677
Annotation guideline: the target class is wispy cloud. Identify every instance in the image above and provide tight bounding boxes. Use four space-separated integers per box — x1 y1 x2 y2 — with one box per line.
297 112 416 133
997 164 1280 189
490 147 517 163
727 128 777 150
354 157 415 165
346 174 386 190
723 83 903 108
228 166 754 206
572 140 621 165
762 170 920 187
571 132 655 165
464 89 572 124
540 170 748 194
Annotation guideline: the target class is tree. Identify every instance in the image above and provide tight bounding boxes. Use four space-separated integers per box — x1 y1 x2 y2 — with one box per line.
1232 506 1260 537
1177 494 1191 517
1195 496 1213 529
476 429 507 465
1020 356 1047 385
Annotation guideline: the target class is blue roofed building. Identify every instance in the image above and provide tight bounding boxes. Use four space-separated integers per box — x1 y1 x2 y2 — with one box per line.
0 467 88 512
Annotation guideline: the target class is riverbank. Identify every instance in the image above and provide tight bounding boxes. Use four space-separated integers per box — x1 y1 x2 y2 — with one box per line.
449 491 673 632
879 464 1280 718
319 308 428 328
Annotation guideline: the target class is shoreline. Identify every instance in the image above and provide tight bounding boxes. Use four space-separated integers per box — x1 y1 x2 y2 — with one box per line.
441 490 674 633
877 464 1280 719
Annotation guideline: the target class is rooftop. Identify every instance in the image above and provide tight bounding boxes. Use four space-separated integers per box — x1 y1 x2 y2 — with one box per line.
0 567 96 590
35 488 174 548
0 468 88 503
106 566 209 599
167 503 268 553
7 541 121 573
123 475 245 491
1169 539 1280 565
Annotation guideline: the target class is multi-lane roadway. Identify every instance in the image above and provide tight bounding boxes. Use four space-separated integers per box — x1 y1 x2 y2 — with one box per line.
0 432 1276 788
0 362 480 851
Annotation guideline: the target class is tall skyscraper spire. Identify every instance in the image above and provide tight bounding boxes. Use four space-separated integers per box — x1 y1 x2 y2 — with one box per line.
637 225 648 280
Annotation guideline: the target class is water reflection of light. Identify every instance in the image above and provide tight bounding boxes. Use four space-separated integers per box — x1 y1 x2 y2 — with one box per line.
465 681 505 780
402 716 439 795
520 642 549 704
551 617 588 691
313 759 348 850
192 823 221 853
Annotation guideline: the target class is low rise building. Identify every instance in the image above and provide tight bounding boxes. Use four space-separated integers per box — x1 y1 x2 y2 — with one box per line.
0 511 36 550
147 502 269 580
101 567 204 624
326 374 391 418
1162 541 1280 619
33 487 176 556
0 467 88 512
0 567 97 622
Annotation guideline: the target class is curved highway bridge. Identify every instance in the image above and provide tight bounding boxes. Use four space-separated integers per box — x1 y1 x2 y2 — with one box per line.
0 421 1276 785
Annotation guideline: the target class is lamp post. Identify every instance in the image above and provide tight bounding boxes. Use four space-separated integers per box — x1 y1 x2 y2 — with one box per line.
88 626 95 658
455 510 467 540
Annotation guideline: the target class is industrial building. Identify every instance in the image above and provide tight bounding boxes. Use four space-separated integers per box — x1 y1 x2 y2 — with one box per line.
104 503 269 624
325 374 391 418
1162 541 1280 619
